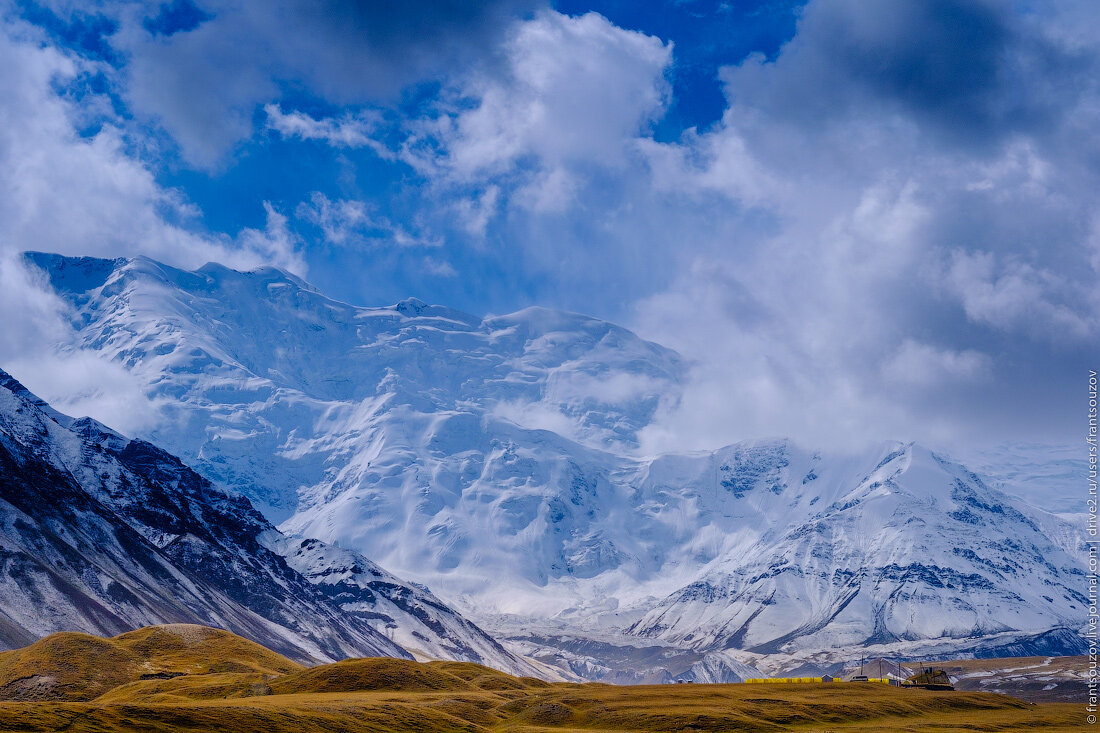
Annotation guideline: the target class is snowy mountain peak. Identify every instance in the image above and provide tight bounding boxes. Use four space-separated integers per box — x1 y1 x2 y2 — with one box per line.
14 251 1088 674
23 252 684 517
627 440 1085 659
0 364 547 677
195 259 317 290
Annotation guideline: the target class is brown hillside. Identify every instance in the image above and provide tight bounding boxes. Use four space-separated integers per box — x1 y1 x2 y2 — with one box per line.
0 624 300 702
0 626 1082 731
426 660 549 691
98 656 549 704
112 624 301 676
0 632 141 702
94 671 280 704
269 656 480 694
0 681 1080 732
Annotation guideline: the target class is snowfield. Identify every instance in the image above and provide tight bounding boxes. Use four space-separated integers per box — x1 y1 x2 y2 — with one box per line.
19 251 1088 673
0 367 544 677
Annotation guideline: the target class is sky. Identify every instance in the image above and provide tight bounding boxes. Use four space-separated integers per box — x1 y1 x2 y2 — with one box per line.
0 0 1096 455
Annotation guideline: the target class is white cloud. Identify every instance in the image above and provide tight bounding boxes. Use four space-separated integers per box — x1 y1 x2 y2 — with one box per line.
625 0 1100 451
881 340 991 387
452 185 500 238
236 202 307 273
0 18 300 434
296 192 441 250
545 370 666 406
407 10 671 216
420 257 458 278
491 399 582 441
296 193 371 245
443 11 670 173
265 104 392 158
944 250 1088 339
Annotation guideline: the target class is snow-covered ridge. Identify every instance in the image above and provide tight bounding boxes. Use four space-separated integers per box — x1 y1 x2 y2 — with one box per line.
25 251 683 519
627 443 1086 655
20 252 1088 673
0 365 543 677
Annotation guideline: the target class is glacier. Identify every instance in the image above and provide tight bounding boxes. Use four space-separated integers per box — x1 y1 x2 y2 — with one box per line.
0 366 545 676
17 251 1088 676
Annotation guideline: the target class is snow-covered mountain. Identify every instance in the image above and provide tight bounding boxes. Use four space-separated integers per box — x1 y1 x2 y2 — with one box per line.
264 532 547 675
0 366 543 676
626 443 1087 658
24 252 682 521
961 442 1081 516
19 252 1087 673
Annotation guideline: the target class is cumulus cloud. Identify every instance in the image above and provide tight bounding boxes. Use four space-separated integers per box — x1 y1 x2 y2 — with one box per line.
433 11 671 175
625 0 1100 451
944 249 1089 339
408 11 670 214
380 10 689 306
109 0 540 167
265 104 392 157
3 0 1095 456
0 14 299 432
296 192 441 250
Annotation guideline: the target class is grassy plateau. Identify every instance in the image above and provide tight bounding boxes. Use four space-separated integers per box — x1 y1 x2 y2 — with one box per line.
0 625 1083 732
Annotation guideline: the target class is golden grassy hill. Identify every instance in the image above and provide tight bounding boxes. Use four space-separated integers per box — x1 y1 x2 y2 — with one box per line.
0 626 1082 732
266 657 549 696
0 624 301 702
113 624 302 676
96 656 552 704
0 678 1081 732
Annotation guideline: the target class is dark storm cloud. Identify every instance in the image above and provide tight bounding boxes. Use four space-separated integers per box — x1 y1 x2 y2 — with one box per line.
3 0 1096 453
625 0 1100 451
112 0 542 166
726 0 1091 147
255 0 541 99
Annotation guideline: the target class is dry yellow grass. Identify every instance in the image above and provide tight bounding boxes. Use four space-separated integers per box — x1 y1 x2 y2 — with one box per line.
0 682 1082 732
267 657 549 695
0 627 1084 732
0 624 300 702
112 624 302 677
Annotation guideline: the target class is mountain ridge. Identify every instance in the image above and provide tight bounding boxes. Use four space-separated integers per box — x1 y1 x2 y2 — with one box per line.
0 364 545 677
15 251 1089 676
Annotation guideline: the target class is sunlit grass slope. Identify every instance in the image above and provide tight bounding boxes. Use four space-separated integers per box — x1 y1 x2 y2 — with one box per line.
0 624 301 701
0 626 1081 732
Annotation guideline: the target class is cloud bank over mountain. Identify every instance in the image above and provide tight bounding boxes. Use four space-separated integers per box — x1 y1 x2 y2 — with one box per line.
0 0 1094 452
